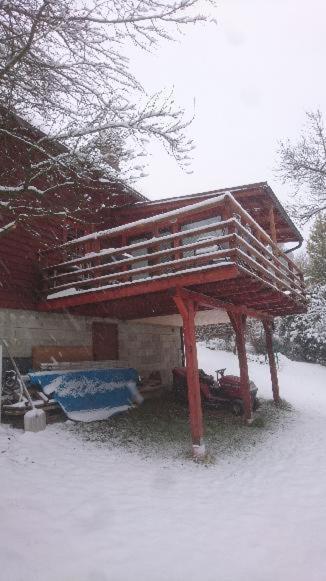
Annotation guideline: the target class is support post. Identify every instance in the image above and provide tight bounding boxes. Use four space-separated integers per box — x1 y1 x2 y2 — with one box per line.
0 344 2 424
173 294 205 459
263 320 280 404
228 312 253 422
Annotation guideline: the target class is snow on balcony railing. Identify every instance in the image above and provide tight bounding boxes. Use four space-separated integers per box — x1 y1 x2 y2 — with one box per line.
40 193 306 304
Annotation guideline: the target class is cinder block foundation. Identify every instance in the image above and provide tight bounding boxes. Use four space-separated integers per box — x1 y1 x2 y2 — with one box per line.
0 309 183 387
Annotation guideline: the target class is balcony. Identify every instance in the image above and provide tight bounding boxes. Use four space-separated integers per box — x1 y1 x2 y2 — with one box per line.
39 193 307 319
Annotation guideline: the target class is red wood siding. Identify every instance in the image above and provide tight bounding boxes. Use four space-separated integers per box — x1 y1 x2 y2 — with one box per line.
0 109 146 310
0 221 59 309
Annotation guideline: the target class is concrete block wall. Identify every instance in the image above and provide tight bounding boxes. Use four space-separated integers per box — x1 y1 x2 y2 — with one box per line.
119 321 182 386
0 309 92 357
0 309 183 387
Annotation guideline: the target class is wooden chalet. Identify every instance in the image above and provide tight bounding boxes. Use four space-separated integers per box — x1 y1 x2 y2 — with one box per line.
39 183 306 455
0 113 307 457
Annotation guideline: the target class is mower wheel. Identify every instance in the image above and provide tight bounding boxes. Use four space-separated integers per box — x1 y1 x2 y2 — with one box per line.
253 398 260 411
231 400 243 416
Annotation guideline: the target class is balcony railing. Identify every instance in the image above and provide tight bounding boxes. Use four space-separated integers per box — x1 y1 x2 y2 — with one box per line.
40 193 306 306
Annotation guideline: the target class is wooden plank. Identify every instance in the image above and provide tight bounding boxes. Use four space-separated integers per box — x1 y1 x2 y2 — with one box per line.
40 359 127 370
32 345 93 370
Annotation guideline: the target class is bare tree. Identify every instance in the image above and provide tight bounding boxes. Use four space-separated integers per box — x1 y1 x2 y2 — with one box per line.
278 110 326 223
0 0 213 224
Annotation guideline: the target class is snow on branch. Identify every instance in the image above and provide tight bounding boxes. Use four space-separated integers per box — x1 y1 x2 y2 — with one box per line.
0 0 213 223
278 110 326 223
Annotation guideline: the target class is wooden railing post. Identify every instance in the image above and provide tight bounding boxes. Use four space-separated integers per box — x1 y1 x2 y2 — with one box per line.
149 224 161 275
222 199 237 257
268 206 277 244
263 320 280 404
173 293 205 459
84 225 101 286
120 233 131 280
228 312 253 422
171 220 182 261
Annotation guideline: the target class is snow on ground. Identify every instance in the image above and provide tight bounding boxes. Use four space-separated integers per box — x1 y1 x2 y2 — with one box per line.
1 345 326 581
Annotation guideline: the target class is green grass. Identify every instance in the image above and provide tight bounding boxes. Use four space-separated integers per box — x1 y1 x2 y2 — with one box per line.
66 394 295 462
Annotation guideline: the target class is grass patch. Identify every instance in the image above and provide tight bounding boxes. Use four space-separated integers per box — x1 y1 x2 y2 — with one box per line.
248 416 266 428
66 394 295 461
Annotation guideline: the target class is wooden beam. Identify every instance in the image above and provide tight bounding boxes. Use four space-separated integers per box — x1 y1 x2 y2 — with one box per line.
39 264 239 311
171 287 273 321
263 320 280 404
228 312 253 422
173 295 205 459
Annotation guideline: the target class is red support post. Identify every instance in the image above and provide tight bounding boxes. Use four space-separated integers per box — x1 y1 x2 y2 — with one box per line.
228 312 253 422
263 320 280 404
173 294 205 459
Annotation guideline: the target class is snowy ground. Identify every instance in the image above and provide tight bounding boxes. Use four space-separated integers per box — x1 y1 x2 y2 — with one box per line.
1 344 326 581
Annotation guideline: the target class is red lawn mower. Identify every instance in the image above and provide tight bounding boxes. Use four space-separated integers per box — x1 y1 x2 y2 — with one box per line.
172 367 259 416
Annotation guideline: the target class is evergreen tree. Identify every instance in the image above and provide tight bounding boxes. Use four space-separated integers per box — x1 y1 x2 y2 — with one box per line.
276 285 326 366
306 214 326 285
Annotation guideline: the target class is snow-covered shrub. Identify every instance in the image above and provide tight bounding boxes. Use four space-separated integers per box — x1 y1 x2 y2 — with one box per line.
277 284 326 366
246 319 267 355
206 338 235 352
196 324 235 352
247 353 268 365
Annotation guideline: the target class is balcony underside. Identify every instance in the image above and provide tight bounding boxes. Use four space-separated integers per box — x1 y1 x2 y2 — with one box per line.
38 262 307 320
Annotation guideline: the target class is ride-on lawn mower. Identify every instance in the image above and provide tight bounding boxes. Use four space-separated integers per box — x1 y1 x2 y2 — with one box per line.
172 367 259 416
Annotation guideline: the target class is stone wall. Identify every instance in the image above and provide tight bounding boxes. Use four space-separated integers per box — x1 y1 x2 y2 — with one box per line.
0 308 182 387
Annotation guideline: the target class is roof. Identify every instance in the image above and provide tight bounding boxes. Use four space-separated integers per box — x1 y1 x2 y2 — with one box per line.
0 106 147 215
115 182 302 244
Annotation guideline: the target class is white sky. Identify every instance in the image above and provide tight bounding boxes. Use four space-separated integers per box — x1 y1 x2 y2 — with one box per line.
133 0 326 237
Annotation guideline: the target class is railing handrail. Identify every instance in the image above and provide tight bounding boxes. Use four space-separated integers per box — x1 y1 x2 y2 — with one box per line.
45 248 236 294
40 191 302 279
42 222 302 295
224 195 301 275
41 192 230 254
235 222 301 283
41 218 234 271
45 232 235 283
42 224 304 299
44 240 303 301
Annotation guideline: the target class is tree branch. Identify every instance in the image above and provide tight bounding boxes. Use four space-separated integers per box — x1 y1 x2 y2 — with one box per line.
0 0 50 80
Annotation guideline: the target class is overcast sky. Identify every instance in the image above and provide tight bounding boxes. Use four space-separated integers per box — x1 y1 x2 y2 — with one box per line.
133 0 326 234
